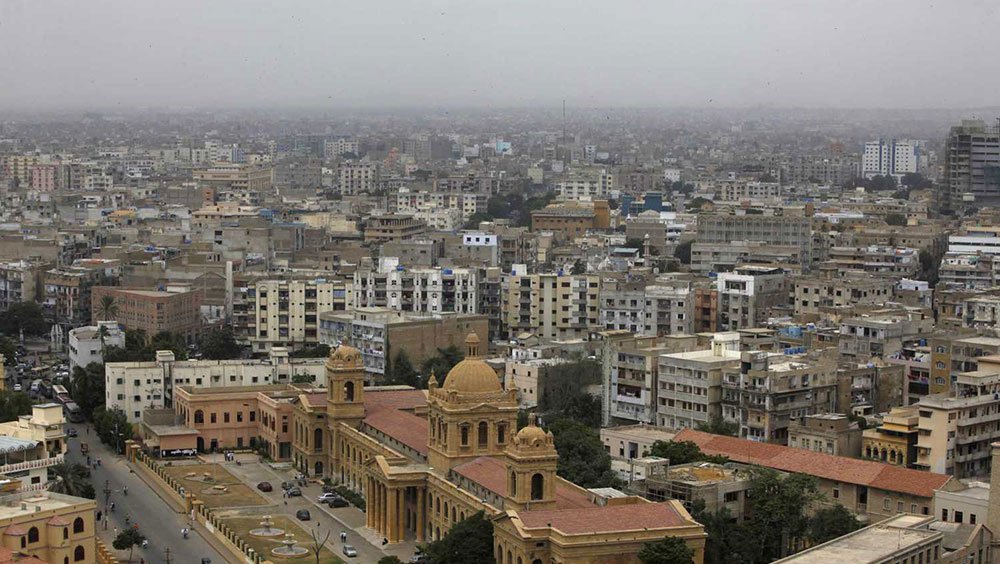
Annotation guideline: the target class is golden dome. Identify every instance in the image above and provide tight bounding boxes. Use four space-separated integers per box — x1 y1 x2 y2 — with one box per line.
515 422 547 443
441 332 501 393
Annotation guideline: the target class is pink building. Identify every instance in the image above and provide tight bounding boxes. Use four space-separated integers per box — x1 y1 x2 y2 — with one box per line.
29 164 60 192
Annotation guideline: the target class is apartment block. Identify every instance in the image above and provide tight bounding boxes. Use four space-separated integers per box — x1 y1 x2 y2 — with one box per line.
529 200 611 242
696 213 813 269
793 274 894 318
863 406 920 467
605 335 700 424
928 334 1000 396
237 278 350 352
353 264 478 315
192 163 272 195
787 413 861 458
90 286 203 343
656 334 742 429
825 245 920 278
690 241 803 274
716 266 789 331
105 348 326 422
0 260 46 312
363 213 429 244
338 161 379 194
501 273 600 340
838 309 933 363
554 168 614 201
720 351 838 443
68 322 125 371
318 307 488 382
943 119 1000 210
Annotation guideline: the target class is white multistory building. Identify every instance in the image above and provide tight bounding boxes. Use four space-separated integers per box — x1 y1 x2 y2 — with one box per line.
862 139 919 179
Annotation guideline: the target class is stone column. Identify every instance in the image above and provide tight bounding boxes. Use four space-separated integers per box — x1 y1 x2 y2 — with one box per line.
397 488 405 542
416 486 426 542
366 478 374 529
379 484 387 537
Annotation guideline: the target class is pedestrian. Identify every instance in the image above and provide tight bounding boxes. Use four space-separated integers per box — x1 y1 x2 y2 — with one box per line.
123 486 128 495
113 527 118 537
340 531 347 543
110 502 115 511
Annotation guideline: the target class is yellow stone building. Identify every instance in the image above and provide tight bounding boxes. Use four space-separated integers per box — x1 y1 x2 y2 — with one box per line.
0 491 96 564
296 334 706 563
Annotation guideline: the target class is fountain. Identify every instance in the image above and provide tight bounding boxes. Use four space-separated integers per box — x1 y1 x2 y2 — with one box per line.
271 533 308 558
249 515 285 538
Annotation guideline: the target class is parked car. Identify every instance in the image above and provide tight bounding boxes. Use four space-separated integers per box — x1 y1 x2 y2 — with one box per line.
342 545 357 558
317 492 338 502
327 497 349 508
295 509 311 521
286 487 302 497
256 482 273 492
13 384 21 392
66 428 78 438
409 555 430 564
322 485 337 494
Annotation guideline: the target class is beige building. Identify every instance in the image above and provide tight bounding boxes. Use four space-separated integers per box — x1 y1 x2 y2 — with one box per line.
90 286 203 343
0 405 67 492
239 278 350 352
793 274 894 318
501 273 601 341
192 163 272 199
363 213 428 243
656 334 742 429
788 413 862 458
0 491 96 564
863 406 920 467
339 161 379 195
505 358 571 410
600 423 678 461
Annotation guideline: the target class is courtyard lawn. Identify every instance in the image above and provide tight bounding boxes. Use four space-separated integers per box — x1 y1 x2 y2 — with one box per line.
161 463 271 508
222 515 344 564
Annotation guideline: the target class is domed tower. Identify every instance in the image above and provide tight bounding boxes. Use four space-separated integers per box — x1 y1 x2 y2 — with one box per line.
326 344 365 477
427 333 518 471
504 420 559 511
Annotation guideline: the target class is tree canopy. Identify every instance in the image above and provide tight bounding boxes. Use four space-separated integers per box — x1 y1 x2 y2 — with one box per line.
673 240 693 265
71 362 106 415
197 327 242 360
112 527 146 563
0 390 33 422
638 536 695 564
93 407 132 454
422 511 494 564
537 360 602 427
0 302 49 337
807 504 861 545
48 463 95 499
389 350 420 388
421 345 464 380
104 329 188 362
289 344 331 358
647 440 728 465
884 213 907 226
695 415 738 437
547 418 621 488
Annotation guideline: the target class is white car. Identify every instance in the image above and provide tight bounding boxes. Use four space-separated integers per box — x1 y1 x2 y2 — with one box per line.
12 384 21 392
317 492 338 502
342 545 357 558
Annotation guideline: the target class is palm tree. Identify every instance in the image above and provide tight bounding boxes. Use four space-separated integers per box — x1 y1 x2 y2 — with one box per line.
95 295 119 322
48 463 94 499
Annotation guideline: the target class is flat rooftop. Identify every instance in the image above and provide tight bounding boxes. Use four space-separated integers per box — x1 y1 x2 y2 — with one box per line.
0 492 91 519
777 515 939 563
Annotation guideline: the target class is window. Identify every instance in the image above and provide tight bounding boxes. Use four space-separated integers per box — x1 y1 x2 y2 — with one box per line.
460 425 470 446
250 411 256 422
955 511 963 523
971 513 977 524
210 413 217 424
478 422 488 447
883 498 891 511
224 412 230 423
497 423 507 445
832 488 840 499
724 491 739 503
237 412 243 422
27 527 38 543
74 546 85 562
73 517 84 534
531 473 544 501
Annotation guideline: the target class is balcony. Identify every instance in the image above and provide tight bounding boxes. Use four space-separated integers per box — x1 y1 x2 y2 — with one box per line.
0 454 64 476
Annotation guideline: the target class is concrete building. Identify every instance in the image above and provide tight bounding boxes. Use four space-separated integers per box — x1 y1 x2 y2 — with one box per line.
838 309 933 363
0 260 45 312
41 266 106 328
928 334 1000 396
90 286 203 343
239 278 349 352
787 413 862 458
696 213 813 270
338 161 379 195
554 168 614 201
690 240 804 274
862 139 919 179
825 245 921 278
529 201 611 242
793 274 894 318
363 214 429 244
68 321 125 371
863 406 921 467
353 263 478 315
605 336 699 425
192 163 272 199
504 357 572 410
600 423 678 461
105 348 326 422
501 273 601 341
633 461 752 521
656 334 742 430
720 351 838 443
716 266 789 331
318 308 488 382
600 278 694 337
934 481 989 529
943 119 1000 210
0 404 68 492
0 491 97 564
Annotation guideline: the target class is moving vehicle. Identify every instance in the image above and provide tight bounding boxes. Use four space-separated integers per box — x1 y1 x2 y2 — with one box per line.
286 487 301 497
66 428 78 438
63 402 84 423
295 509 310 521
256 481 272 492
342 545 357 558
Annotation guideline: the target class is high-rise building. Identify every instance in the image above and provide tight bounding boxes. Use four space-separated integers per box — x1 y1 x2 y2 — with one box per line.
861 139 918 179
943 119 1000 210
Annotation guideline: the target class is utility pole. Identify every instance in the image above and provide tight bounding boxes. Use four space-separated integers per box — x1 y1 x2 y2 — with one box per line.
102 480 111 509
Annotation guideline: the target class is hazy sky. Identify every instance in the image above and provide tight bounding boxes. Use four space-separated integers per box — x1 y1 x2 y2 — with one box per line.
2 0 999 110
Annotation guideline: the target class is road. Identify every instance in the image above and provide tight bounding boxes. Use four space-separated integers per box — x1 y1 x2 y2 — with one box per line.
65 423 227 564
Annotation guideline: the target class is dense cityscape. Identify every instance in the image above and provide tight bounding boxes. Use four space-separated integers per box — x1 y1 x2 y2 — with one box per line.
3 2 1000 564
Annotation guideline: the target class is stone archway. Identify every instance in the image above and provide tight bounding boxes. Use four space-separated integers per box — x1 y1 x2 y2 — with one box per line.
314 461 324 476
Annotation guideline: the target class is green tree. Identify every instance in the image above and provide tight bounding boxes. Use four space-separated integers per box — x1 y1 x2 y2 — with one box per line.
918 248 941 287
93 407 132 454
390 350 420 388
290 344 331 358
743 467 821 562
807 504 861 545
71 362 106 415
638 536 695 564
421 345 464 379
291 372 316 384
378 557 404 564
537 360 602 426
463 212 492 229
48 463 95 499
687 197 711 212
95 294 119 322
0 337 15 365
884 213 907 226
673 240 693 265
197 327 242 360
547 418 621 488
695 415 738 437
647 440 728 465
423 511 494 564
0 301 49 337
571 259 587 275
693 505 754 564
0 390 33 421
112 527 146 563
148 331 188 360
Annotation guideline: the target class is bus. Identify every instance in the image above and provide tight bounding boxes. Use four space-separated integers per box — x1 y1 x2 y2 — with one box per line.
52 385 70 404
63 402 84 423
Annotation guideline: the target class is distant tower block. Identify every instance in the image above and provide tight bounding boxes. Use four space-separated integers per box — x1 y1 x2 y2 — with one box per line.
988 442 1000 549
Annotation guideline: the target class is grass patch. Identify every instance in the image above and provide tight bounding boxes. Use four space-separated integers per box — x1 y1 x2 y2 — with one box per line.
221 515 344 564
161 463 270 508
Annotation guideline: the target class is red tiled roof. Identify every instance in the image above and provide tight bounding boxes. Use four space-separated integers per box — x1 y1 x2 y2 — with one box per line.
2 525 26 536
0 547 46 564
47 515 71 526
674 429 951 499
303 393 326 408
518 502 689 535
365 389 427 413
452 456 594 510
363 408 429 456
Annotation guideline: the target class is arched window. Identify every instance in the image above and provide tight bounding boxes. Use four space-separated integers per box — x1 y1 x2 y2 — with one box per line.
344 381 355 401
460 425 470 446
435 497 440 514
314 428 323 449
509 471 517 496
74 546 85 562
507 550 513 564
531 473 544 501
19 537 24 549
478 421 488 447
73 517 84 534
27 527 38 543
460 511 465 520
64 558 69 564
194 410 204 424
451 507 456 522
497 423 507 444
63 528 68 540
518 557 523 564
444 501 449 518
